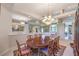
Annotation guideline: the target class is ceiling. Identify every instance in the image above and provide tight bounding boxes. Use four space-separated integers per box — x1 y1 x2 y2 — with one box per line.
11 3 77 20
3 3 77 21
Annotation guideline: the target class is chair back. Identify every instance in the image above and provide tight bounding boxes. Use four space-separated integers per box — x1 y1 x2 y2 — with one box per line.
39 34 42 39
53 36 60 55
48 40 55 56
57 36 60 47
27 35 33 41
33 36 42 45
16 40 32 56
44 36 50 43
16 40 21 55
55 36 60 48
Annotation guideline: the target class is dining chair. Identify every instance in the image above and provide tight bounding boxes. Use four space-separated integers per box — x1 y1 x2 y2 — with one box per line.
33 36 42 45
48 40 55 56
40 40 55 56
57 36 60 49
53 39 58 55
39 34 42 40
40 36 50 49
16 40 32 56
27 35 33 41
44 36 51 43
53 36 60 55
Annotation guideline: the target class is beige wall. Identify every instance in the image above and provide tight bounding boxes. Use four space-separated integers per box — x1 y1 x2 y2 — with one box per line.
9 23 29 49
9 34 27 49
0 4 12 55
57 20 65 40
0 4 29 55
57 17 75 40
0 4 75 55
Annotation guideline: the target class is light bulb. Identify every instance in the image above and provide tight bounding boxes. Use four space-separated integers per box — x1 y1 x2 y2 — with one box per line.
20 22 25 25
44 16 47 19
52 18 55 21
48 16 51 18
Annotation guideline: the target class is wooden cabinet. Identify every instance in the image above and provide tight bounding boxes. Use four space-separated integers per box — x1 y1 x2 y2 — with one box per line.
74 4 79 56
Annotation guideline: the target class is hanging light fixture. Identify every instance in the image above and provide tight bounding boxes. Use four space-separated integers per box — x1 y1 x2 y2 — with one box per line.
42 4 55 25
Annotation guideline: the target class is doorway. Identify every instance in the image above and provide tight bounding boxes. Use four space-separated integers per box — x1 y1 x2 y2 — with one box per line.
64 22 72 40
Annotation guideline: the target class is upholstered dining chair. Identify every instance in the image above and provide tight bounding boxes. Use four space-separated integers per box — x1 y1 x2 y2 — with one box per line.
33 36 42 45
57 36 60 49
27 35 33 41
16 40 32 56
40 40 55 56
39 34 42 40
55 36 60 50
44 36 51 43
53 36 60 55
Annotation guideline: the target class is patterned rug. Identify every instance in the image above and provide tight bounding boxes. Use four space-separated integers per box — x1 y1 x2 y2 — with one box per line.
32 45 66 56
55 45 66 56
13 45 66 56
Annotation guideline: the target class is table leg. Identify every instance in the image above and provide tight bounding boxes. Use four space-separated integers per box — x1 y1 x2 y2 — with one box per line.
38 48 40 56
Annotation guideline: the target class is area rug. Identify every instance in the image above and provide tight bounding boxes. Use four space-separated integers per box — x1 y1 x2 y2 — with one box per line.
38 45 66 56
13 45 66 56
55 45 66 56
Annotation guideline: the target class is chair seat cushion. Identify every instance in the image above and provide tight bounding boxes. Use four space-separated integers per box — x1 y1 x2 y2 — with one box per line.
21 49 30 55
21 47 27 51
20 45 29 51
40 48 48 55
20 44 26 49
40 48 48 51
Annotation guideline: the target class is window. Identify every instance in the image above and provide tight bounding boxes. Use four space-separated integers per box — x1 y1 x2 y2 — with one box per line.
50 24 57 34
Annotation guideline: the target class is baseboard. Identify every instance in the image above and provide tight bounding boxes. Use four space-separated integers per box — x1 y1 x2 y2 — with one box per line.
0 49 11 56
0 46 16 56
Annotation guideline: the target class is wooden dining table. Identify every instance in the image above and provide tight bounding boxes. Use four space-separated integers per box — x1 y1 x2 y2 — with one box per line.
26 34 58 55
26 39 49 56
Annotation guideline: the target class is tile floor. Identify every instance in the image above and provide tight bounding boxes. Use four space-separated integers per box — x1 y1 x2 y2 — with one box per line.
2 39 74 56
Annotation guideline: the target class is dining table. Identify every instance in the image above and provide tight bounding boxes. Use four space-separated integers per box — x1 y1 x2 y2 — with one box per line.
26 34 58 56
26 39 49 56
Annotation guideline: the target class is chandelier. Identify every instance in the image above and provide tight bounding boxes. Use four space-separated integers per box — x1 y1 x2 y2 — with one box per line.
42 4 55 25
42 16 55 25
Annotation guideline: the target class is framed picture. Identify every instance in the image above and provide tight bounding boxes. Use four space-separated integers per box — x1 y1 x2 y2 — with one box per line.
12 19 25 32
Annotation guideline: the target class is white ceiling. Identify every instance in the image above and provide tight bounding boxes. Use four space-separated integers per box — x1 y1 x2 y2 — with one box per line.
2 3 77 20
12 3 77 20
